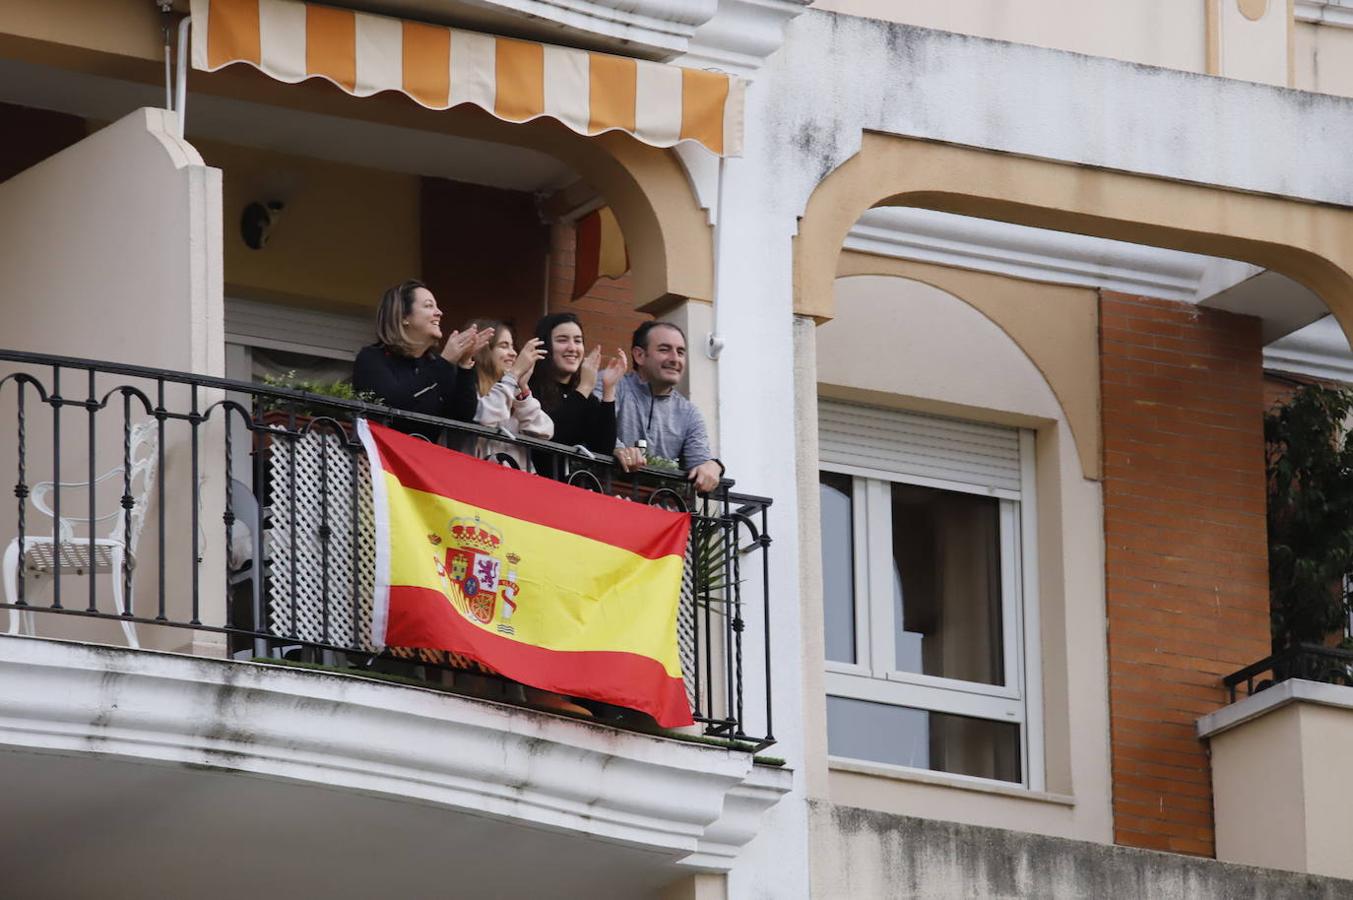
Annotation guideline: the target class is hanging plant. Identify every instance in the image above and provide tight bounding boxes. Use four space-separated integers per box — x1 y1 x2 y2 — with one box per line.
1265 383 1353 651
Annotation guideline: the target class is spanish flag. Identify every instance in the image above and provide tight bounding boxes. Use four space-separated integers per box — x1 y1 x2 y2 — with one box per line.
357 420 693 727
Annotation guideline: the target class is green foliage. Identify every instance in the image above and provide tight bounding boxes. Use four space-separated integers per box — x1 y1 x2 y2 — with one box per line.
643 454 681 472
1265 383 1353 650
691 519 737 597
259 370 380 412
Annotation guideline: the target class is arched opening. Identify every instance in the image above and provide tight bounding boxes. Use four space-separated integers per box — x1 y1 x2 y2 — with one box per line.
796 133 1353 343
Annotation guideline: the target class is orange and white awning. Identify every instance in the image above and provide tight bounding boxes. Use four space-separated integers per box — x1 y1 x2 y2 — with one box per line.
188 0 745 156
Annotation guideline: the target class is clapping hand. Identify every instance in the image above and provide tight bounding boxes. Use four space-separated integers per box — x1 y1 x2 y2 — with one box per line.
600 349 627 401
577 345 602 398
442 325 494 368
510 337 547 383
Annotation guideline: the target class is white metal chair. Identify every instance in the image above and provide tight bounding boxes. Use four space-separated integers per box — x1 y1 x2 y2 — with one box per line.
2 420 158 648
227 476 270 660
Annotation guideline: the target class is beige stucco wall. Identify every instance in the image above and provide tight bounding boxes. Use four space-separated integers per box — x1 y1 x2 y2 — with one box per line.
0 0 166 71
803 274 1111 844
661 298 719 454
1210 691 1353 879
0 108 225 652
1210 702 1308 874
194 140 420 313
1294 22 1353 98
1207 0 1292 86
837 252 1100 481
808 0 1206 72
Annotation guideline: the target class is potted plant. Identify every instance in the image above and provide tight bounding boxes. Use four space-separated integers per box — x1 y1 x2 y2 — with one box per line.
257 371 379 422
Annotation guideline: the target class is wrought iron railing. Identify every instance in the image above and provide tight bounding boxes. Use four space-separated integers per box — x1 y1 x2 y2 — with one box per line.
1223 643 1353 703
0 348 774 750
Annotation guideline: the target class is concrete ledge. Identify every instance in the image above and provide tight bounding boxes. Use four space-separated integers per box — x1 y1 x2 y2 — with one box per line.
1196 678 1353 739
828 756 1076 806
809 801 1353 899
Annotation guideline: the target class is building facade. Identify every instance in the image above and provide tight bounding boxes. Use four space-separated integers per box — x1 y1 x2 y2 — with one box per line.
3 0 1353 896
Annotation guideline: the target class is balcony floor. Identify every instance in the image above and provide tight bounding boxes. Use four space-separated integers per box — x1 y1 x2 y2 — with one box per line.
0 635 791 899
0 747 680 899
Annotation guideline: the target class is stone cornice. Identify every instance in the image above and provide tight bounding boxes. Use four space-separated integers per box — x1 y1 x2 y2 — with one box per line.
682 0 814 75
1263 316 1353 383
486 0 718 54
845 208 1225 303
1296 0 1353 28
844 208 1334 344
0 636 790 870
348 0 718 58
354 0 808 67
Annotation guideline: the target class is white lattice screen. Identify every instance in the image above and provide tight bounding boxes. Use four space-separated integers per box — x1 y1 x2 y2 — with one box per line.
266 430 376 650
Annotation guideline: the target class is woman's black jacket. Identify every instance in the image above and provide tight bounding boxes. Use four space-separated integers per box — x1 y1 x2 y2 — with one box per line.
352 343 478 440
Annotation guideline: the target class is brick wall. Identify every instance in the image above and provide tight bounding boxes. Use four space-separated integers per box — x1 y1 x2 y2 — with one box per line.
546 222 648 354
1262 371 1315 411
1100 293 1271 857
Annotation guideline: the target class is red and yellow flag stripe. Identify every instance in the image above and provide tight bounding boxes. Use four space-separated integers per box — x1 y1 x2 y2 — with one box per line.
358 420 693 726
189 0 744 156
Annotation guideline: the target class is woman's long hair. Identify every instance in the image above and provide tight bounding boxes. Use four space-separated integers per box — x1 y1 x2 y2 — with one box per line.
466 318 508 396
529 312 583 414
374 279 429 357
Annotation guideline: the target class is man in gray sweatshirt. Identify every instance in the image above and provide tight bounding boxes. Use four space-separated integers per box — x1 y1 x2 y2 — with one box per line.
612 321 725 493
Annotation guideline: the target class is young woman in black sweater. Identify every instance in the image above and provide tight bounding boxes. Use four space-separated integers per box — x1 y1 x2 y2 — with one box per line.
528 312 626 473
351 280 492 441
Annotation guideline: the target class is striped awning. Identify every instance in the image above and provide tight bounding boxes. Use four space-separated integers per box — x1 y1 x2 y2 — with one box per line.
188 0 744 156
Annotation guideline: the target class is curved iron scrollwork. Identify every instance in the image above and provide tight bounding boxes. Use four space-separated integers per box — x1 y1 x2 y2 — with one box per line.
566 469 604 493
647 487 689 514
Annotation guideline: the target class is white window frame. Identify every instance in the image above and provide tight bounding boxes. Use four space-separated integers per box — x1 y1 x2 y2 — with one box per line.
822 430 1044 791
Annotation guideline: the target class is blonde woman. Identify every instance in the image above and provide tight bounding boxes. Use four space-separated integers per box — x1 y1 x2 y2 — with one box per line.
351 280 492 441
465 319 552 469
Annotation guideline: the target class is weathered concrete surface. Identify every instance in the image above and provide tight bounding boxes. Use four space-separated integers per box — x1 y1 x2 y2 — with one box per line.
761 12 1353 220
809 800 1353 899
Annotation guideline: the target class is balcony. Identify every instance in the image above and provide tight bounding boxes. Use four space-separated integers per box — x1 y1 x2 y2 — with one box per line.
0 348 787 896
1198 646 1353 880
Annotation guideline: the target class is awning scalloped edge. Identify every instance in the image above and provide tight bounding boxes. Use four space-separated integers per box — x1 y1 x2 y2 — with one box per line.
188 0 744 157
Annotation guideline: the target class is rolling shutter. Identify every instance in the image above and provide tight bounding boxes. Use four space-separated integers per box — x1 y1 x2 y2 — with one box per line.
818 399 1023 496
224 297 370 360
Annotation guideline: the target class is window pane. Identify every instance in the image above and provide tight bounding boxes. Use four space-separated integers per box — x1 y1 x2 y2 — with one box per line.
827 696 1021 783
819 471 856 664
890 483 1005 685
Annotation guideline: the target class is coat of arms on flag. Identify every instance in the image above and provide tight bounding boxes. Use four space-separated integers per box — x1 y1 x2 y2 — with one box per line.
431 517 522 634
357 419 693 727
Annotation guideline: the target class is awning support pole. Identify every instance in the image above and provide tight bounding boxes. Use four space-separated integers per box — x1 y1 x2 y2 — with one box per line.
706 155 727 361
157 2 173 111
175 16 193 138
